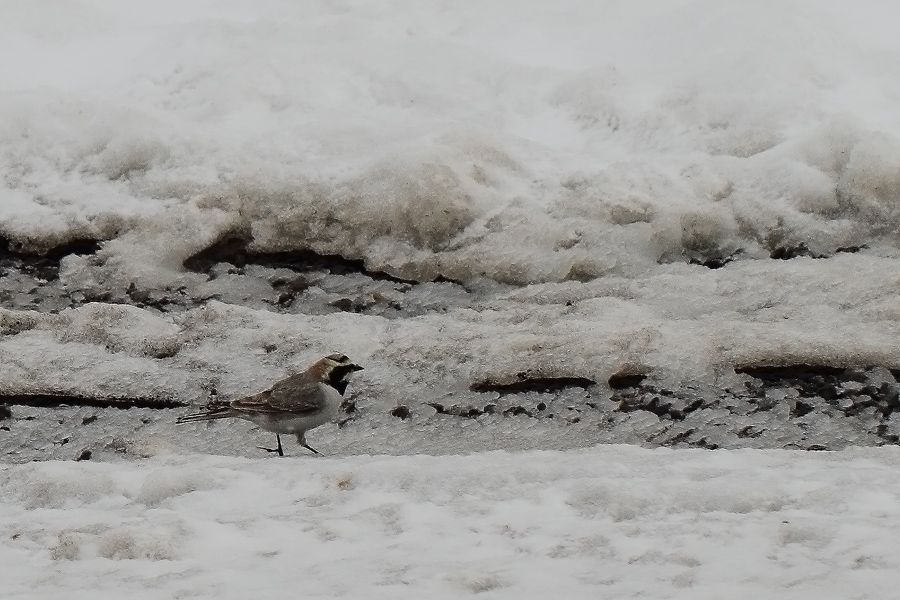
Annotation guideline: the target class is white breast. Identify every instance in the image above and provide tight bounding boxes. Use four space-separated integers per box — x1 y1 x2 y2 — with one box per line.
243 382 345 435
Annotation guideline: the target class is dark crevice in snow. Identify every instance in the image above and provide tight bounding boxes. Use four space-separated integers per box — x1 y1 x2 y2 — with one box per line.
687 249 744 269
183 232 417 284
470 374 597 394
0 236 101 281
769 243 826 260
835 244 868 254
0 393 187 411
768 243 868 262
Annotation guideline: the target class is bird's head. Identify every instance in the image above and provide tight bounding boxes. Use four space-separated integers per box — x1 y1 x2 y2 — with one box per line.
315 353 364 395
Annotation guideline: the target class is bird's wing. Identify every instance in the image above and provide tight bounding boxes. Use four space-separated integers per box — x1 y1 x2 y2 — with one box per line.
230 373 325 414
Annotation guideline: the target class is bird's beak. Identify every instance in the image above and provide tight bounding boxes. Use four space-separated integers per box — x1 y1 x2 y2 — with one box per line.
351 364 364 371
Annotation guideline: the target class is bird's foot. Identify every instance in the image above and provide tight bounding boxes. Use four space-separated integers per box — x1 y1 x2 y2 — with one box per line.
259 435 284 457
257 445 285 457
300 443 320 455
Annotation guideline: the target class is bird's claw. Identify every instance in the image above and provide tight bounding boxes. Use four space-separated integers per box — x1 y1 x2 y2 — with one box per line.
257 445 284 457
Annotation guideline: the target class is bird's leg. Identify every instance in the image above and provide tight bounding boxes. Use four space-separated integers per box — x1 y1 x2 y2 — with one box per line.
257 434 285 457
297 433 320 455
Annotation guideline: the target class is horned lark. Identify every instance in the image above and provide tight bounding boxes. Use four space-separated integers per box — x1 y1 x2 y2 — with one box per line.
177 353 363 456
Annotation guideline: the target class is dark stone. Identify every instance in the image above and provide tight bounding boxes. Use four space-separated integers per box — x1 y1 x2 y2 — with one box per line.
81 414 98 425
390 405 411 420
607 373 647 389
0 405 10 421
330 298 355 312
792 400 815 418
75 449 92 461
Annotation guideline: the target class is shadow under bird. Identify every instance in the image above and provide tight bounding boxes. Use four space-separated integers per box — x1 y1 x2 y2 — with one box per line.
177 353 364 456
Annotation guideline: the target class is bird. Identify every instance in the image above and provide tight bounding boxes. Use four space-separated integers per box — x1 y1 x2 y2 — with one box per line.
176 353 363 456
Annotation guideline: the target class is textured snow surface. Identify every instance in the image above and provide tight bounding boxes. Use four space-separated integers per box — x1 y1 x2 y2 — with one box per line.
4 3 900 594
2 447 900 599
2 1 900 421
3 1 900 284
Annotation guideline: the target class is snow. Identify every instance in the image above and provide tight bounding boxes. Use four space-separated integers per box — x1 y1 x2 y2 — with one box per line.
3 2 900 595
3 250 900 422
2 446 900 599
1 1 899 401
3 1 900 279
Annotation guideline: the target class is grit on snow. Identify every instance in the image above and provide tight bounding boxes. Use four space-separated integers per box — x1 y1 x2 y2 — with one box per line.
2 447 900 600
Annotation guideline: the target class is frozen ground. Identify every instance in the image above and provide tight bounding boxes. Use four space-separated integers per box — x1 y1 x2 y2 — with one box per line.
2 446 900 600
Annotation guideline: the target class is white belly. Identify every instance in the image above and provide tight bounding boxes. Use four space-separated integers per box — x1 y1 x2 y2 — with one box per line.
243 384 343 435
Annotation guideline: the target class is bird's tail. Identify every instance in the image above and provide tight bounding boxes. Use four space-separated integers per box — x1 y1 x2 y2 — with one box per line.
176 402 233 424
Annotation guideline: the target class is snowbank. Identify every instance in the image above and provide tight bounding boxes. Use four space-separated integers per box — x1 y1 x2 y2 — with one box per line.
3 1 900 285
